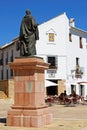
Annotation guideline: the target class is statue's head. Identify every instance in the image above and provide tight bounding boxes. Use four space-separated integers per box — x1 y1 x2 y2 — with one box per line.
26 9 31 15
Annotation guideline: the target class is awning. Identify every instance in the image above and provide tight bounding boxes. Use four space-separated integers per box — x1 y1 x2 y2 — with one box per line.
78 82 87 85
66 82 77 85
45 80 58 87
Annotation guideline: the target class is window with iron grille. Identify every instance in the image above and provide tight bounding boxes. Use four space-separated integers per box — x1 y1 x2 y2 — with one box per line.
47 56 57 70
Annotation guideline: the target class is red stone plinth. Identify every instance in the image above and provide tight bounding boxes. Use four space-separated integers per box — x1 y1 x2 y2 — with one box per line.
7 56 52 127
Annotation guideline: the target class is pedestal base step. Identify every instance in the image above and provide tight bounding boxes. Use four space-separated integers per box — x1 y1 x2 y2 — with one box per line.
7 107 52 127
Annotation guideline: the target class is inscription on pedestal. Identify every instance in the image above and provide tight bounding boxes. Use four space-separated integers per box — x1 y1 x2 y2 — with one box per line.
26 81 33 93
34 72 38 81
15 76 19 81
39 82 44 92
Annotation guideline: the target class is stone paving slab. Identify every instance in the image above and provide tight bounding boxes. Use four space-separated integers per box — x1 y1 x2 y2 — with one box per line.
0 119 87 130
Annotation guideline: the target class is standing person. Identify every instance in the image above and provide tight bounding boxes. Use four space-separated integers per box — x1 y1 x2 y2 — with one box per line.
19 9 39 56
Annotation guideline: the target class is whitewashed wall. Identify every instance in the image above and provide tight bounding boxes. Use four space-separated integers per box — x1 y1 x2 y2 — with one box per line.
36 13 69 80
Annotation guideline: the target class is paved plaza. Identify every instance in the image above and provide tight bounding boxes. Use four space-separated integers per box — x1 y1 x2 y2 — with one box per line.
0 99 87 130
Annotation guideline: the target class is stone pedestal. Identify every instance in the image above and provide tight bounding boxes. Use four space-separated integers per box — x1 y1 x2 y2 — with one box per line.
7 56 52 127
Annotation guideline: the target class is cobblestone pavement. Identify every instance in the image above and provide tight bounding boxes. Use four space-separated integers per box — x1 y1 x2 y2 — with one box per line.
0 99 87 130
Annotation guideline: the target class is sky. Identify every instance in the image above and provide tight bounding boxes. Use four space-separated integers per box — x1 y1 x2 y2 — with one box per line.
0 0 87 46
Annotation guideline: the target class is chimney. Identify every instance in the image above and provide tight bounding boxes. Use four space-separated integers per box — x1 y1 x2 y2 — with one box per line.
69 18 75 27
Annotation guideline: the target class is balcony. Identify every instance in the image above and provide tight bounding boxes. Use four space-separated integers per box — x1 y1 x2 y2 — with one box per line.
75 68 83 79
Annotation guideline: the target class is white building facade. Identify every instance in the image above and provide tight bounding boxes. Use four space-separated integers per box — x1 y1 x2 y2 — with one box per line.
0 12 87 97
66 24 87 98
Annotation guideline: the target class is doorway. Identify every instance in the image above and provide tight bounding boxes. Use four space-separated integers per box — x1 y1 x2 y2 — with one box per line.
79 85 84 96
46 85 58 96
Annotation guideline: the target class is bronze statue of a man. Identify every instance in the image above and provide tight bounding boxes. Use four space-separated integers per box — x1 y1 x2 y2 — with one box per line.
19 10 39 56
